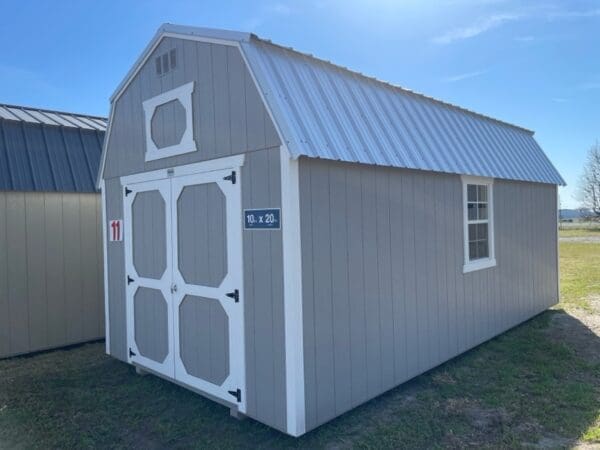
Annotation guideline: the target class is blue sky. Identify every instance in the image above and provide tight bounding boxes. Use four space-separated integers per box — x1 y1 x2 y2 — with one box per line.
1 0 598 207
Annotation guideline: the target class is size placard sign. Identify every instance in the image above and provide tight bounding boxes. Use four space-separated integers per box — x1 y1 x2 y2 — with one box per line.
109 219 123 242
244 208 281 230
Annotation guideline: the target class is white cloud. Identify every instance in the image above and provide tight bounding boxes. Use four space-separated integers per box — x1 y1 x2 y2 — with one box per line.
442 70 487 82
432 5 600 45
432 13 522 44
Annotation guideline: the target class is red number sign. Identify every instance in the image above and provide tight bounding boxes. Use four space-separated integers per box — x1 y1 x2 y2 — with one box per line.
109 219 123 242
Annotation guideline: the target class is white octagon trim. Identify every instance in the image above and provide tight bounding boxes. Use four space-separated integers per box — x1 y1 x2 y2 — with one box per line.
143 81 197 161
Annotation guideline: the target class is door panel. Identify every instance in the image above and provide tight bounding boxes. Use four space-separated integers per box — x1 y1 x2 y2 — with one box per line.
171 170 245 411
177 183 227 287
134 287 169 363
132 190 167 279
124 178 174 378
179 294 229 385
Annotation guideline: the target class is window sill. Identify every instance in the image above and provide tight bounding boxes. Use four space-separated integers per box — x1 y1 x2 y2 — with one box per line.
463 258 496 274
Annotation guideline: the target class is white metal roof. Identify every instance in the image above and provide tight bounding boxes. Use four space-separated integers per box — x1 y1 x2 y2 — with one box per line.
0 103 107 131
103 24 565 186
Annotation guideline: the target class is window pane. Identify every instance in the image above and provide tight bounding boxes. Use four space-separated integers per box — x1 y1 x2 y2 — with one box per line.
155 57 162 75
477 223 488 240
468 203 477 220
478 185 488 202
469 224 477 241
477 241 489 258
468 184 477 202
477 203 488 220
469 242 477 259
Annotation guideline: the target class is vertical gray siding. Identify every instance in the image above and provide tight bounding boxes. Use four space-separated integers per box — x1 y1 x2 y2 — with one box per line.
0 191 104 359
299 158 558 431
104 177 127 361
103 37 279 180
242 147 286 432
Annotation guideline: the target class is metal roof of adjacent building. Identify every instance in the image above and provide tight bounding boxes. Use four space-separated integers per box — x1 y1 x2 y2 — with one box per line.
105 24 566 186
0 103 106 192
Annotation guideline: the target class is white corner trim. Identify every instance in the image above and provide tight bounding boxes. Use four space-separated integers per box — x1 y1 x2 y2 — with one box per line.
556 185 560 302
143 81 197 161
100 179 111 354
280 145 306 436
96 104 114 189
461 175 496 274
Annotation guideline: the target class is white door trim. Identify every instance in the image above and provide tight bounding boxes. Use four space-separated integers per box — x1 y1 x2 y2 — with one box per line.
120 154 245 186
170 168 246 412
123 179 175 378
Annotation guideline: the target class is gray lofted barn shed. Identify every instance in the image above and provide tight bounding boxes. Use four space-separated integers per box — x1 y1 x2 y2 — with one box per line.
98 24 565 436
0 103 106 358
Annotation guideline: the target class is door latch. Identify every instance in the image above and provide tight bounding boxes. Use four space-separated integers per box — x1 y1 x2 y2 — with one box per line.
171 283 178 293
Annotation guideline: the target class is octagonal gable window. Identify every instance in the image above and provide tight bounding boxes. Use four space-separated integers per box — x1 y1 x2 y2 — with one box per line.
143 81 197 161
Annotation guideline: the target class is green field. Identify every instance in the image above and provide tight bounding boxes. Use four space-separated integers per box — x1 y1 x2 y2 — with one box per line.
1 237 599 448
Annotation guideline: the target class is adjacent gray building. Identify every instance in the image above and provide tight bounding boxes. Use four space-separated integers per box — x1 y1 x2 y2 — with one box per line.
98 24 565 436
0 103 106 358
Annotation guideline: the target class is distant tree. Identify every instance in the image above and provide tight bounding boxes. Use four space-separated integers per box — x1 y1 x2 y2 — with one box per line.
580 142 600 216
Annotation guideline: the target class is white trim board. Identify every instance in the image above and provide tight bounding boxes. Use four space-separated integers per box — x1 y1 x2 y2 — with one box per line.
143 81 197 161
100 179 110 354
120 154 245 186
461 175 496 274
280 145 306 436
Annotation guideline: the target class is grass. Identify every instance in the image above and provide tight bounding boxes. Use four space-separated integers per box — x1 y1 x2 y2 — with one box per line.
559 223 600 238
1 240 599 448
559 240 600 310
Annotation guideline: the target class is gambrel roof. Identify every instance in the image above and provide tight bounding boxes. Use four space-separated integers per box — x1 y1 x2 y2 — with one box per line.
99 24 565 186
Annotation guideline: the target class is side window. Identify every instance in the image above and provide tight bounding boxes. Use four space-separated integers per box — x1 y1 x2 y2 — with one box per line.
462 176 496 273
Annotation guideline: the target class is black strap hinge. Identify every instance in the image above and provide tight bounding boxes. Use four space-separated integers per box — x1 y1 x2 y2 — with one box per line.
129 348 136 357
228 388 242 403
125 187 132 196
223 171 236 184
226 289 239 303
127 275 135 285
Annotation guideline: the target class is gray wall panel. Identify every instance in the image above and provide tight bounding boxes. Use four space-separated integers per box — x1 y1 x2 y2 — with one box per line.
299 158 559 432
0 191 104 359
103 38 280 180
0 193 8 356
6 193 30 355
104 177 127 362
241 147 286 432
25 194 47 350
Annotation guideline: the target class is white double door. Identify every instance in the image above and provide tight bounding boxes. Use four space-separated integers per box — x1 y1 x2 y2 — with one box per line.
123 166 245 411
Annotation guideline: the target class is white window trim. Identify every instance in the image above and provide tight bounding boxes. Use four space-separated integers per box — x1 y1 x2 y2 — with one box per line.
143 81 197 161
462 175 496 273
